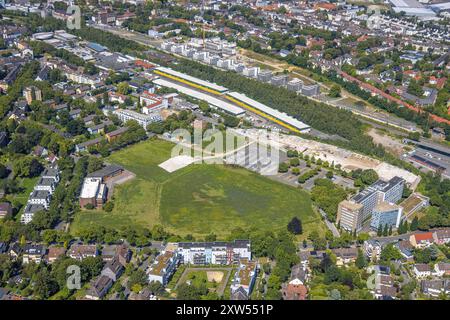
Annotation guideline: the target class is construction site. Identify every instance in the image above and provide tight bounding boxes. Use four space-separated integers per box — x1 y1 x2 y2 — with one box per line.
234 129 421 189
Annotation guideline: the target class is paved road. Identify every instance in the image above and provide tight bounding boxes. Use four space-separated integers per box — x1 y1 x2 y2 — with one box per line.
318 208 340 238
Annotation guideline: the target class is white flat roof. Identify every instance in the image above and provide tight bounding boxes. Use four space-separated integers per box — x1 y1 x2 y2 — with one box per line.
153 79 245 116
155 66 228 92
226 92 310 131
80 178 101 199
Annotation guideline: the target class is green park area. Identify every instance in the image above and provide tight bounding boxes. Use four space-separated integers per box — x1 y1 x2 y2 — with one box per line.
71 138 323 238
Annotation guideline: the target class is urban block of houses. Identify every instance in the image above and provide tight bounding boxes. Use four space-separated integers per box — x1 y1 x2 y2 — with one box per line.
67 244 98 261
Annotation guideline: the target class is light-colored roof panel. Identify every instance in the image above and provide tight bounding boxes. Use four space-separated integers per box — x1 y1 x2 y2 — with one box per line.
153 78 245 116
155 66 228 92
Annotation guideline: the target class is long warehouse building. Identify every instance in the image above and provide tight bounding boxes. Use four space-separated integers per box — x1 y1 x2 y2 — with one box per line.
226 92 311 133
153 78 245 116
155 66 229 93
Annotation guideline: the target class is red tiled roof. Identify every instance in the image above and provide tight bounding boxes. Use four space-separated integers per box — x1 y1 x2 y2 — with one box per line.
414 232 433 242
338 70 450 125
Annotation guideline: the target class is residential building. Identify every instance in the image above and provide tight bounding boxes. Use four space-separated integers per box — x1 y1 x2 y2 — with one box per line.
47 246 66 264
21 203 46 224
364 239 382 261
396 240 414 261
410 232 434 248
105 127 128 142
101 257 124 282
301 84 320 96
433 229 450 245
421 279 450 297
413 263 432 278
332 247 358 266
75 137 103 153
23 86 42 104
27 190 51 208
434 263 450 277
287 78 303 92
67 244 98 261
230 259 257 299
147 250 180 286
22 244 45 264
8 243 21 260
33 177 57 194
0 202 12 219
140 92 168 114
85 275 113 300
177 240 251 265
41 167 60 183
281 278 308 300
113 109 162 129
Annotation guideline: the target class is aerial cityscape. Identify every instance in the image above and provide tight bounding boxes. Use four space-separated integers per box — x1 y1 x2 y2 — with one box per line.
0 0 449 305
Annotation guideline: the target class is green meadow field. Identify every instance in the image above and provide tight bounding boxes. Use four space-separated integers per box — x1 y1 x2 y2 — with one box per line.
71 138 323 238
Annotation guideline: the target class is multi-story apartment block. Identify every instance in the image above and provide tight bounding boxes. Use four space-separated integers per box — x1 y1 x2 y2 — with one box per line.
33 177 57 194
147 250 180 286
177 240 251 265
230 259 258 299
113 109 162 129
139 92 168 114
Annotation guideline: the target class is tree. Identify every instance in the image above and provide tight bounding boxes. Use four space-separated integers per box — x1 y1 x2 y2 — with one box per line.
355 249 367 269
116 82 130 95
278 162 289 173
380 244 402 262
410 216 419 231
287 217 303 235
13 157 43 178
360 169 378 186
33 268 58 299
328 84 341 98
326 170 333 179
289 158 300 167
147 121 165 134
382 224 389 237
407 79 424 97
377 225 383 237
0 164 8 179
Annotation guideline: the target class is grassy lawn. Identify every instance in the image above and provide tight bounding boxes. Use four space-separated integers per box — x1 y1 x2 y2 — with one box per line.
71 138 322 238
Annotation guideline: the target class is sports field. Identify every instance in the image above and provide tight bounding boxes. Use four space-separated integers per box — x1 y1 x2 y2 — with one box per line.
71 138 322 238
